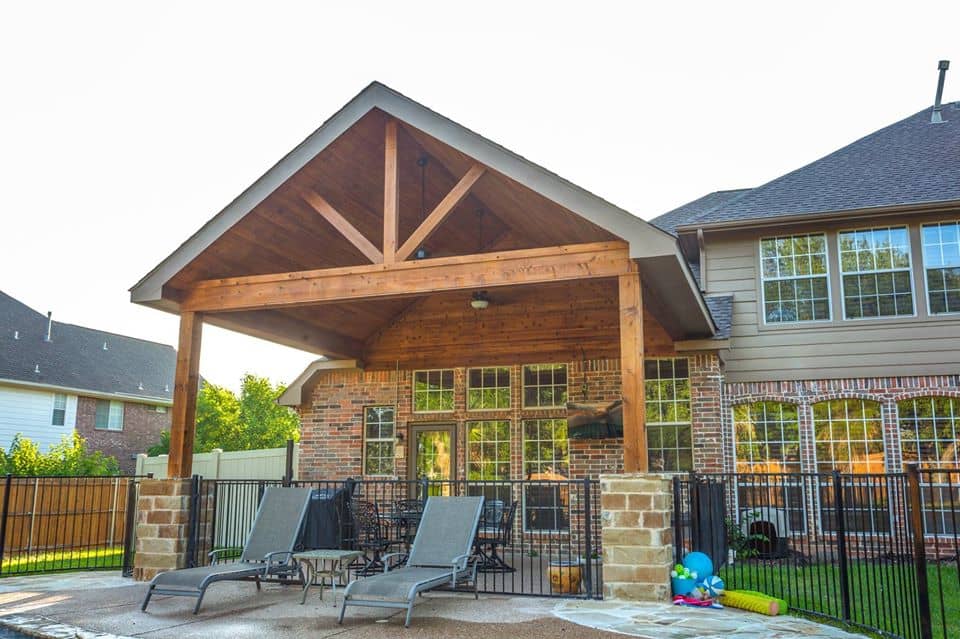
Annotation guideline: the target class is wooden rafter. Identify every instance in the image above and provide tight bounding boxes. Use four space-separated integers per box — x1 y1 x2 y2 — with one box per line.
383 119 399 263
180 241 630 313
300 190 383 264
396 163 487 261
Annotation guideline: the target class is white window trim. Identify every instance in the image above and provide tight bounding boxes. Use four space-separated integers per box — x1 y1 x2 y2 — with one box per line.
759 233 833 326
837 225 917 321
521 363 568 410
466 367 512 412
411 369 456 414
465 419 512 480
51 393 67 426
362 405 396 476
95 400 124 431
920 220 960 317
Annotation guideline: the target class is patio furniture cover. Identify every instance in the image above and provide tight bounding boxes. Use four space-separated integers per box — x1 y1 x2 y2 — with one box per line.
337 495 484 627
141 486 313 614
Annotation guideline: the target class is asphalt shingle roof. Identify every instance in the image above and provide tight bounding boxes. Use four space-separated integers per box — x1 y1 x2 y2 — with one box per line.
704 295 733 340
0 290 175 402
650 189 752 235
685 103 960 228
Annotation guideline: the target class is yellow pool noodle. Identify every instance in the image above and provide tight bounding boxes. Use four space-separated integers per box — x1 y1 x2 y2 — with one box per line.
719 590 783 616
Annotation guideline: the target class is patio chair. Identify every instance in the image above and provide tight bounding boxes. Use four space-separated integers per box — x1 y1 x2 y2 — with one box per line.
141 486 313 614
474 500 517 572
338 495 484 628
348 498 400 575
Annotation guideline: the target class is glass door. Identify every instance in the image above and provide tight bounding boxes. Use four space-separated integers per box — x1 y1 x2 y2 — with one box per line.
410 424 457 495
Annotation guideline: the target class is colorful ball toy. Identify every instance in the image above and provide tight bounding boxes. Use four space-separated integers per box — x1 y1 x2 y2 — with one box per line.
682 552 714 581
701 575 725 597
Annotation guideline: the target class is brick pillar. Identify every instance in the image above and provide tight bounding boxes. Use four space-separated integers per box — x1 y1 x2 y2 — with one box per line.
600 473 674 601
689 353 723 473
133 478 192 581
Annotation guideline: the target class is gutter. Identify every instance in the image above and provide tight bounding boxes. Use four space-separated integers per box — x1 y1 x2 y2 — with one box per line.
0 378 173 406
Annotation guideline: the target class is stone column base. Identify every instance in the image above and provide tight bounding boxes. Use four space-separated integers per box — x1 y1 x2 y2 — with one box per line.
600 473 674 601
133 478 192 582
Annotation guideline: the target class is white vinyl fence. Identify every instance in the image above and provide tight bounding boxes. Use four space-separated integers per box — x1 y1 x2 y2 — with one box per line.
135 444 299 480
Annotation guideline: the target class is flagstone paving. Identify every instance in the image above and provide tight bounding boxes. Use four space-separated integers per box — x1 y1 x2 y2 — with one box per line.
553 600 868 639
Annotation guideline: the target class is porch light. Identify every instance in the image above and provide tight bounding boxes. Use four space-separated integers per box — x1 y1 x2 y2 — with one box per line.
471 291 490 310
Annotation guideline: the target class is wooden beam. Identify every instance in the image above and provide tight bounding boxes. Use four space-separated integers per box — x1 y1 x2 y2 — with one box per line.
396 163 486 261
300 190 383 264
181 241 630 313
383 120 399 263
208 310 364 359
168 311 203 478
619 264 647 473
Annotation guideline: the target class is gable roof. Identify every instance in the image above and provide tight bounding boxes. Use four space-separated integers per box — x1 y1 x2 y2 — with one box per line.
675 103 960 231
650 189 752 235
0 290 176 403
130 81 716 340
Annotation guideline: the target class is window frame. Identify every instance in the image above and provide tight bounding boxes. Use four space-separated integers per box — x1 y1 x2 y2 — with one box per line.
521 418 570 533
920 220 960 317
466 367 512 411
521 363 568 409
465 419 512 482
897 396 960 468
51 393 67 427
758 233 833 325
94 400 124 431
411 369 456 414
732 401 802 473
837 225 917 321
362 405 396 477
644 357 693 472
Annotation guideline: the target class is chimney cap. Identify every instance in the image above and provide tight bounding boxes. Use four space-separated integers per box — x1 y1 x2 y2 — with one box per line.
939 60 951 70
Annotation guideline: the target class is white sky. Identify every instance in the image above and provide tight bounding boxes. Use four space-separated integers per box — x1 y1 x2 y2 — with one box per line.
1 1 957 391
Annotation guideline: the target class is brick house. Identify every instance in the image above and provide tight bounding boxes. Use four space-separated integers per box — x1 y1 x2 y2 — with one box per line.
0 290 175 473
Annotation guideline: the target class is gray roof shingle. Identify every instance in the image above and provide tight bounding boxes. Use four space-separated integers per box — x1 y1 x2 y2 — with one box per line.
0 290 175 402
683 103 960 228
650 189 752 235
704 295 733 340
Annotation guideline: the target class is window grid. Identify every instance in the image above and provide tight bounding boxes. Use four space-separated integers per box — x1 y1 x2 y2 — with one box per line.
412 369 455 413
522 418 569 532
839 227 914 319
363 406 395 476
467 367 511 411
760 234 831 323
733 401 801 473
52 393 66 427
644 358 692 472
812 399 885 474
922 221 960 315
466 420 511 481
898 397 960 468
522 364 568 409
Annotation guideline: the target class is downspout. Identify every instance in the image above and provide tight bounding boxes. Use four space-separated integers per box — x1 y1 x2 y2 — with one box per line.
697 228 707 293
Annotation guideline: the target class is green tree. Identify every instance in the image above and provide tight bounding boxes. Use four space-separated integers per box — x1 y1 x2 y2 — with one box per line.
148 375 299 455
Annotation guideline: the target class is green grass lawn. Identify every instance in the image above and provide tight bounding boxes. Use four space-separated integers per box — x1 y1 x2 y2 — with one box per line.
719 562 959 639
1 547 124 575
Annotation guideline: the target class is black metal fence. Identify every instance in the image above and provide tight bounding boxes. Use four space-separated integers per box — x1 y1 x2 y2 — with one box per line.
0 474 145 577
673 466 960 639
187 477 603 599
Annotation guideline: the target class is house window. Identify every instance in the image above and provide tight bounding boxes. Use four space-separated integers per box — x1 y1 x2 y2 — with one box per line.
732 401 805 532
466 420 512 503
467 367 511 410
813 399 888 534
733 401 802 473
921 221 960 314
412 370 455 412
363 406 395 476
522 364 567 409
839 227 914 319
94 400 124 431
522 418 569 531
760 234 830 323
645 358 692 472
51 393 67 426
898 397 960 468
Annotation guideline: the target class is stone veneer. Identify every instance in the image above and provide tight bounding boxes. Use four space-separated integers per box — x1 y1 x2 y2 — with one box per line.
599 473 674 600
132 478 192 581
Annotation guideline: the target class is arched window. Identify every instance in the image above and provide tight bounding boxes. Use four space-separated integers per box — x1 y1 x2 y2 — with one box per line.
733 401 801 473
812 399 885 473
898 396 960 468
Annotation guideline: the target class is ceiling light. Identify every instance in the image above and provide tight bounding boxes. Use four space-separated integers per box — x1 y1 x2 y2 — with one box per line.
471 291 490 310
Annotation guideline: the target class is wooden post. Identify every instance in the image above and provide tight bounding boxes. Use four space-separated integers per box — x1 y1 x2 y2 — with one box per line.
619 264 647 473
383 119 399 263
168 311 203 478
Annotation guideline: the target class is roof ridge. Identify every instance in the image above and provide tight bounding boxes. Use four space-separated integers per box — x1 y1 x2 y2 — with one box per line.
51 320 175 350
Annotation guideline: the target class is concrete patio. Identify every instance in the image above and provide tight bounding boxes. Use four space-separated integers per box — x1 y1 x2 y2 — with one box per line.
0 572 868 639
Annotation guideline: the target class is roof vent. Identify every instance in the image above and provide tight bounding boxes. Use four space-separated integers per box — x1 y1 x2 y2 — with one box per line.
932 60 950 123
13 330 19 340
34 364 40 374
138 381 144 391
44 312 52 342
164 384 170 393
102 341 109 351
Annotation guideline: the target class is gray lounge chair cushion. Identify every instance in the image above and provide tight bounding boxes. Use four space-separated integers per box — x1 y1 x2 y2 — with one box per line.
407 496 485 568
240 486 315 562
344 567 454 599
150 563 265 589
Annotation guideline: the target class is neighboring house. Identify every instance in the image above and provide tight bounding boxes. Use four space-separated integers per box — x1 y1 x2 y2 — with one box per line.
0 290 175 472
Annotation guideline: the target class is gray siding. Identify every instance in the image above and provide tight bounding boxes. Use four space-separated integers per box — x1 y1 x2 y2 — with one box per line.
703 217 960 382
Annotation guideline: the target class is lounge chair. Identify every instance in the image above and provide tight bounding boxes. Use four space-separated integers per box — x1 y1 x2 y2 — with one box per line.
141 486 313 614
337 495 484 628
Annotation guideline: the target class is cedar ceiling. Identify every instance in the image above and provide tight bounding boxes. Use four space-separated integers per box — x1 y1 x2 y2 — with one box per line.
163 108 621 357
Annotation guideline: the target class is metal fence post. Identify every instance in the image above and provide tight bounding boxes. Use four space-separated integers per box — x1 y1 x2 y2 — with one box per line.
283 439 295 487
906 464 933 639
832 470 852 623
0 474 11 576
581 476 594 598
186 475 201 568
121 478 139 577
672 475 683 565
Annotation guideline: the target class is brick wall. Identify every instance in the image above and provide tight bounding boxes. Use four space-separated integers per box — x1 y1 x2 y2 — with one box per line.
689 353 724 473
75 398 170 474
